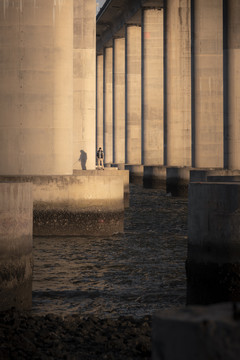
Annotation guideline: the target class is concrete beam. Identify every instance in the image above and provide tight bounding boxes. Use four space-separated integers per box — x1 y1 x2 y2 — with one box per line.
96 0 164 54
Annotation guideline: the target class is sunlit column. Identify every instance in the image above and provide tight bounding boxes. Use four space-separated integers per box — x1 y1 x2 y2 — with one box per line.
228 0 240 169
113 37 126 165
73 0 96 170
96 55 104 151
142 8 164 165
193 0 224 168
126 25 142 165
165 0 191 166
0 0 73 175
104 47 113 164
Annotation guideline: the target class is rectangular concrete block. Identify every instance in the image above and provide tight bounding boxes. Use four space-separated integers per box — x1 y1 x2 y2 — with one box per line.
74 168 130 207
187 182 240 304
190 169 240 182
0 174 124 236
152 303 240 360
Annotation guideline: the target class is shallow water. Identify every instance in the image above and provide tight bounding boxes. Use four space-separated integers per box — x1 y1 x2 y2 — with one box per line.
32 184 188 318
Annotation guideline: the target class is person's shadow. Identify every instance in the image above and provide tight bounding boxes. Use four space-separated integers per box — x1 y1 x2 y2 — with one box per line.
79 150 87 170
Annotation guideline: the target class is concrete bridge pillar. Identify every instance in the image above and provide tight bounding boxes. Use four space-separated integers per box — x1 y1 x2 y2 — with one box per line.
193 0 224 168
126 25 142 165
142 8 164 166
228 0 240 170
97 54 104 152
0 0 73 175
73 0 96 170
165 0 192 167
113 37 126 165
104 47 113 165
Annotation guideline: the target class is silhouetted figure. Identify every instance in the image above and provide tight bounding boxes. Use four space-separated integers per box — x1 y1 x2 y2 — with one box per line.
79 150 87 170
96 147 104 169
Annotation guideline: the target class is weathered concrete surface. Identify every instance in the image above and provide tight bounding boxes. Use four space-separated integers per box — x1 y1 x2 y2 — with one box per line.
97 55 104 151
207 175 240 182
74 169 130 208
0 0 73 175
187 182 240 304
0 175 124 236
143 9 164 165
190 168 240 182
228 0 240 170
193 0 224 168
113 37 126 165
126 25 142 165
143 166 167 190
165 0 192 167
104 47 113 164
152 302 240 360
73 0 96 171
0 183 33 311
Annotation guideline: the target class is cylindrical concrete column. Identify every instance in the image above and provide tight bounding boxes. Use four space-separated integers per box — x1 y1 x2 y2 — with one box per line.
126 25 142 165
73 0 96 170
0 0 73 175
193 0 224 168
142 9 164 165
104 47 113 165
165 0 191 166
187 182 240 304
0 183 33 311
228 1 240 169
97 55 104 152
113 38 126 165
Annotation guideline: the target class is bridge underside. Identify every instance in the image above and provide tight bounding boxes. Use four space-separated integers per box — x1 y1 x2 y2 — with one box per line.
96 0 240 191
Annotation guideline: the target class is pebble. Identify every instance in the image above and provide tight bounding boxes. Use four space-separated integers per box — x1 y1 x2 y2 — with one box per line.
0 309 151 359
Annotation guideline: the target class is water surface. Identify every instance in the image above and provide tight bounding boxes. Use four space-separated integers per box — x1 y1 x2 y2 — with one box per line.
32 184 188 318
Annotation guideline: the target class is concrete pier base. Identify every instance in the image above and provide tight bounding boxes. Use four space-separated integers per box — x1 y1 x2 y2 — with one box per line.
0 183 33 311
125 165 144 185
74 169 130 208
190 168 240 182
187 182 240 305
152 302 240 360
143 166 167 190
166 167 192 197
0 174 124 237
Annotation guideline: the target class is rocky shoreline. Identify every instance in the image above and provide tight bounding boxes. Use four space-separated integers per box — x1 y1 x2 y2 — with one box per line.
0 309 151 359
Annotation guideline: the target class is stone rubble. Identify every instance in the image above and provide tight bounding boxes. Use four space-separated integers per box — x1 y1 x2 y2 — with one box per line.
0 309 151 359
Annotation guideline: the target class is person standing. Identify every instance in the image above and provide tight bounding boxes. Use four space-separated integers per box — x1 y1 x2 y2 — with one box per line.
96 147 104 169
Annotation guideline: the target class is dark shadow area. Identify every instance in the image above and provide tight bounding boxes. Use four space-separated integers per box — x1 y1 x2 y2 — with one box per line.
79 150 87 170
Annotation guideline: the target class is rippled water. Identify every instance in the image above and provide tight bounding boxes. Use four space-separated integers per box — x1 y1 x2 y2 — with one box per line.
32 184 188 318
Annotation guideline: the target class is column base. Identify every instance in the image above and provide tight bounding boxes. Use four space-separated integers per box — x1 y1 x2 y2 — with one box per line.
166 166 192 197
143 165 167 190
